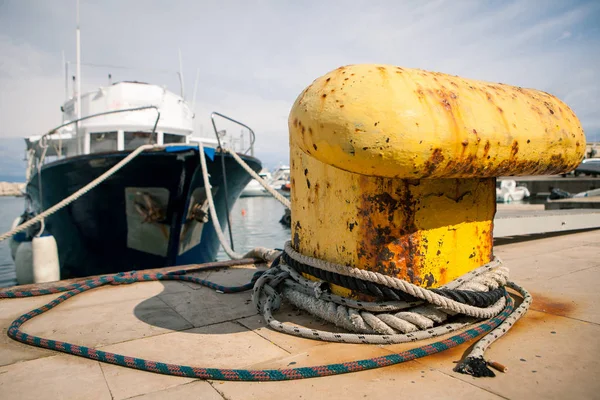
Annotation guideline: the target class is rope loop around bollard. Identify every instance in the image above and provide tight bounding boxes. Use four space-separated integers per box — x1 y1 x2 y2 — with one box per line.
281 250 506 307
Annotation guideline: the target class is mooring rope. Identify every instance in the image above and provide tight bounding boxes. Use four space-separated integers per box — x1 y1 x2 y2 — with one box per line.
0 142 529 380
0 143 280 265
260 246 529 377
0 262 520 381
0 144 161 243
197 142 291 260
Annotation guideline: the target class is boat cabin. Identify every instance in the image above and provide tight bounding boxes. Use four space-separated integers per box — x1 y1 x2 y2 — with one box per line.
25 81 218 162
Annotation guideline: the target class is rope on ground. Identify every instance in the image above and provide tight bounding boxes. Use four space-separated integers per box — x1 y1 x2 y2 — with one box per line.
0 263 519 381
0 144 529 379
282 251 507 306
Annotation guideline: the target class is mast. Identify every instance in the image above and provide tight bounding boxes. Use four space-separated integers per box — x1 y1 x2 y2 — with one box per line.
62 51 69 101
191 68 200 111
178 49 185 99
76 0 88 154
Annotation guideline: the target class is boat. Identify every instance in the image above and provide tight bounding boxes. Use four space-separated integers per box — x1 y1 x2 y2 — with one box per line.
240 170 272 197
496 179 530 203
549 187 600 200
240 165 291 198
269 165 291 198
10 81 261 280
574 158 600 177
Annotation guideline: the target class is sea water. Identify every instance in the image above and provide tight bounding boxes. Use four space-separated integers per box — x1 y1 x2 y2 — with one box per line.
0 196 291 287
0 196 24 287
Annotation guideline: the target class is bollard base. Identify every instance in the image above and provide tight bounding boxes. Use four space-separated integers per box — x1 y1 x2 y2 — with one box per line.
291 146 495 292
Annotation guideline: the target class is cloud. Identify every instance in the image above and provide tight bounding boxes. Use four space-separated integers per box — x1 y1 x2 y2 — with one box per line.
558 31 573 41
0 35 65 137
1 0 598 168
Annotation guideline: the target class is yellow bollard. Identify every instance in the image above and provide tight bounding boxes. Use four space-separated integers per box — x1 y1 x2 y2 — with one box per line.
289 64 585 294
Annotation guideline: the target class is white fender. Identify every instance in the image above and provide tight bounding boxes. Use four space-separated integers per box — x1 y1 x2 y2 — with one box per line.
8 216 22 260
15 241 34 285
32 235 61 283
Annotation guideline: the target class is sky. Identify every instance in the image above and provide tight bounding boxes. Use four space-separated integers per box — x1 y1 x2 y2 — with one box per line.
0 0 599 172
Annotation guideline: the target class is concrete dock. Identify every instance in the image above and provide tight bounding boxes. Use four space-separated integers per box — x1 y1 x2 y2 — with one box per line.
546 197 600 210
499 175 599 196
1 229 600 399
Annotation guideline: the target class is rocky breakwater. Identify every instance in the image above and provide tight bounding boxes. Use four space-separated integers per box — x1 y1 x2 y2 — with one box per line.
0 182 25 197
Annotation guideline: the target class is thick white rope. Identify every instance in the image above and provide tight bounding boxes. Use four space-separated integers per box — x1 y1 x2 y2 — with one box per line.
466 281 531 359
198 142 282 262
0 144 164 243
1 142 280 263
283 241 505 318
270 260 508 334
197 141 245 260
253 244 530 369
260 289 477 344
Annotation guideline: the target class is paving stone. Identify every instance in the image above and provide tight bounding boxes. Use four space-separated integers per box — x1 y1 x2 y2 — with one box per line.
0 354 111 400
19 296 192 348
0 318 56 366
99 321 288 399
237 302 346 353
525 266 600 324
57 280 194 311
215 342 503 400
127 381 224 399
414 310 600 400
159 286 258 328
2 229 600 399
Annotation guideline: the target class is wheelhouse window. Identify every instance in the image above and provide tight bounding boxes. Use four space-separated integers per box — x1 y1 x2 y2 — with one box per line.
163 133 187 144
90 132 118 153
124 131 157 150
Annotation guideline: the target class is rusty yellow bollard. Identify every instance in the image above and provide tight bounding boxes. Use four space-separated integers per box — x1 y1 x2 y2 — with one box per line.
288 64 585 294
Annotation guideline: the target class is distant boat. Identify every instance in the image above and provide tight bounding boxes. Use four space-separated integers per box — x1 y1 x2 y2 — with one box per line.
270 165 291 198
240 171 272 197
241 165 291 198
573 158 600 177
496 180 530 203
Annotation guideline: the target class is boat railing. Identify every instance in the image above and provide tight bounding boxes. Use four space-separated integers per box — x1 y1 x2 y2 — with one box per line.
209 112 257 250
210 112 256 157
28 106 161 176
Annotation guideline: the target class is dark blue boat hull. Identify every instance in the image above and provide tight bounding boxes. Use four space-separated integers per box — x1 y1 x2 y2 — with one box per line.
26 147 261 278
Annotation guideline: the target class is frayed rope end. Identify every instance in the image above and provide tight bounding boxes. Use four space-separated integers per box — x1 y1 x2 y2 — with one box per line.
454 356 496 378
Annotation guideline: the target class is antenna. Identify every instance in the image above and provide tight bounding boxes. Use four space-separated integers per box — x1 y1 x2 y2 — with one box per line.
178 49 185 99
76 0 87 154
191 68 200 110
62 51 69 101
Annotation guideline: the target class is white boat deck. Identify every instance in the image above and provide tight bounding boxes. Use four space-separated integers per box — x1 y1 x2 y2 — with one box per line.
1 229 600 399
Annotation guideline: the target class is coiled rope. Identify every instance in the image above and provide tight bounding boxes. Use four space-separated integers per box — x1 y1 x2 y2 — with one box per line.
252 244 531 377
